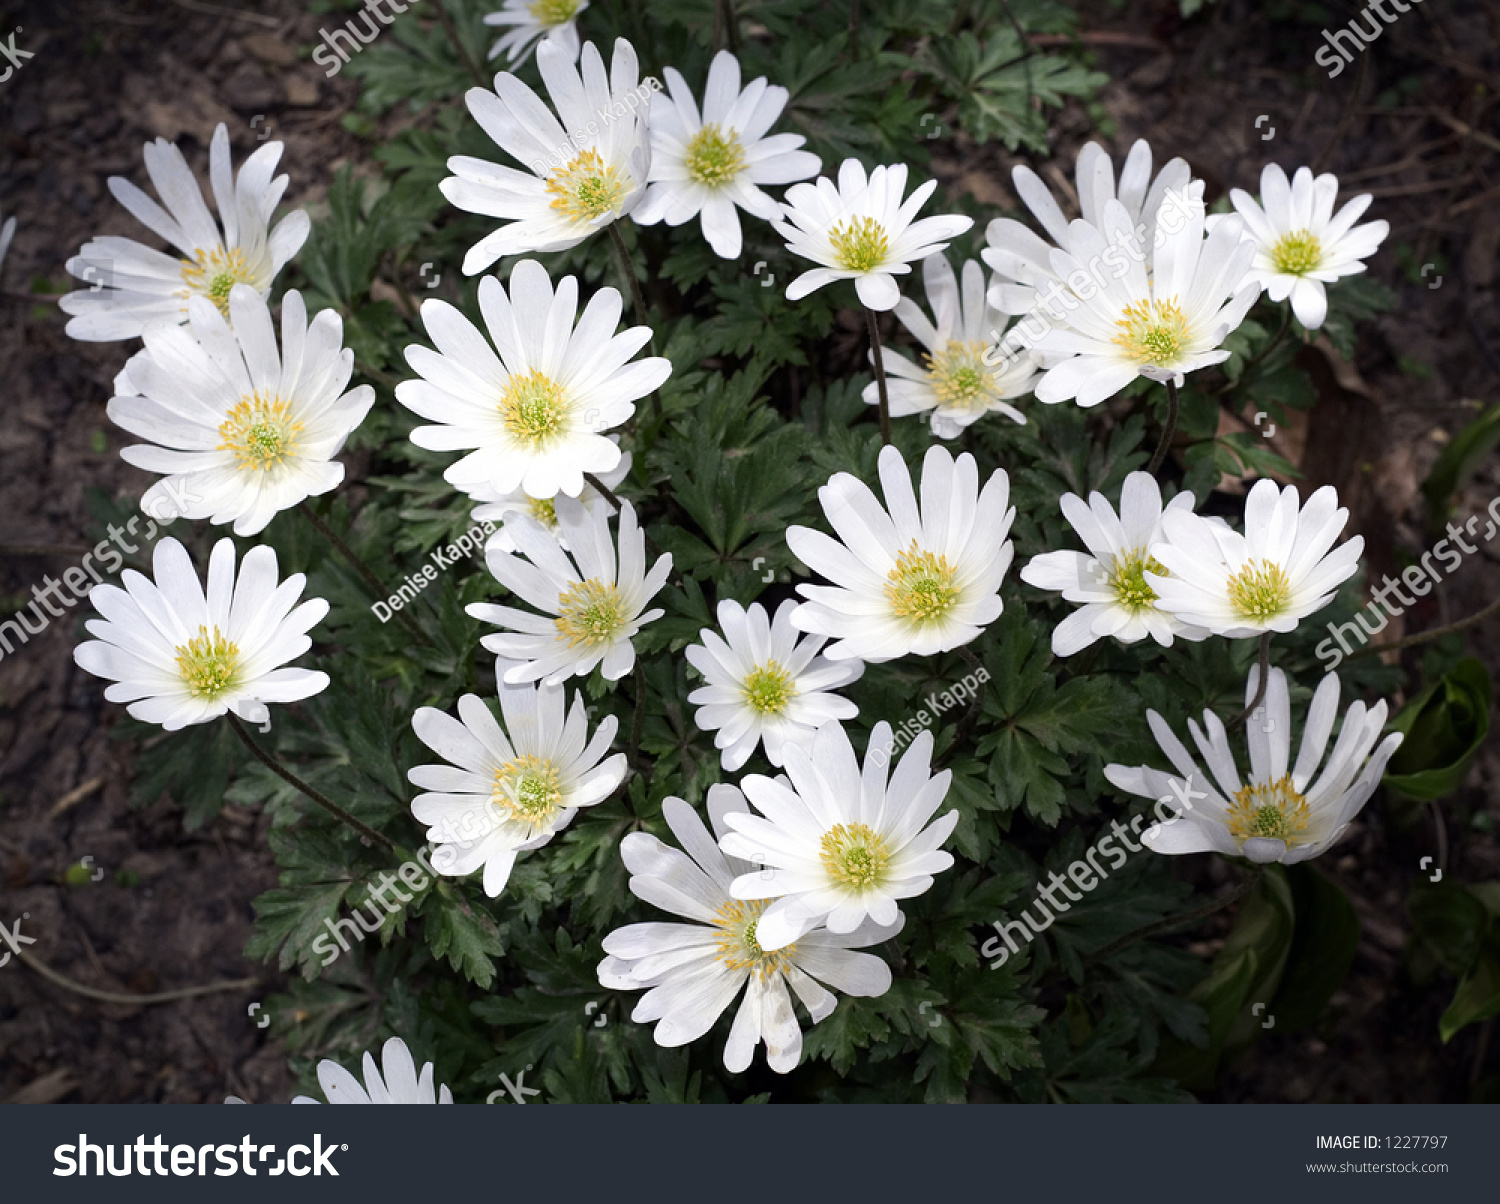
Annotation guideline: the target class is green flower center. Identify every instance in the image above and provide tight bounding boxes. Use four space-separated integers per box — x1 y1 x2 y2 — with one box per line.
554 578 627 648
174 625 241 700
179 247 256 318
828 216 891 272
546 149 627 223
714 899 795 979
1269 229 1323 276
1112 298 1189 368
528 0 580 25
1109 548 1167 613
528 497 558 527
493 755 564 830
885 541 961 628
499 369 569 449
1227 775 1311 845
926 340 995 410
819 822 891 891
741 661 795 716
217 391 302 475
1226 558 1292 622
684 123 746 188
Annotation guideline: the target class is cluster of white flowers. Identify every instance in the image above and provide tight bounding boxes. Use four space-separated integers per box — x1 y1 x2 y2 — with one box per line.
59 18 1404 1092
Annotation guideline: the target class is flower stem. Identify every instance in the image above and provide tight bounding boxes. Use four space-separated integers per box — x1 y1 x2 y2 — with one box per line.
864 306 893 446
1227 631 1273 729
227 712 397 853
608 223 651 334
1146 377 1179 476
14 946 259 1006
429 0 487 89
1349 595 1500 659
1084 864 1266 965
583 472 625 513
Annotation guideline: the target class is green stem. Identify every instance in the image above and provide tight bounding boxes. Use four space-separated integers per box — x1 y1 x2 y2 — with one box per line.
1349 595 1500 659
1227 632 1273 729
865 306 892 446
227 713 396 853
1146 377 1179 476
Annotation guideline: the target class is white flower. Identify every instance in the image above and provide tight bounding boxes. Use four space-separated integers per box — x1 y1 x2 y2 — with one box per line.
469 496 671 685
471 446 631 554
60 123 309 342
1224 163 1389 331
1105 666 1402 865
633 50 820 259
408 664 626 897
718 721 957 950
73 537 328 732
1020 471 1211 656
774 160 973 311
441 38 651 273
863 254 1037 437
982 138 1193 318
599 787 900 1073
786 444 1014 662
226 1036 454 1104
0 205 15 285
686 599 863 772
1029 194 1260 406
1147 478 1363 637
483 0 588 65
107 286 374 536
397 260 669 501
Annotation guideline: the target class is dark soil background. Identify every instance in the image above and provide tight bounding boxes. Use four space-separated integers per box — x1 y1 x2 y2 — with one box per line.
1 0 1497 1103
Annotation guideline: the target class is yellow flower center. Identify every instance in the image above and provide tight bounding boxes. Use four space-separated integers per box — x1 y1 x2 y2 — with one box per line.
545 148 627 223
174 625 240 700
554 578 627 648
528 0 580 25
1269 229 1323 276
499 369 569 449
741 661 795 716
885 541 960 628
819 822 892 891
1226 558 1292 622
1226 774 1311 846
528 497 558 527
491 754 564 831
1109 548 1167 613
714 899 796 979
1112 298 1189 368
684 122 745 188
179 246 257 318
926 340 994 410
217 392 303 475
827 216 890 272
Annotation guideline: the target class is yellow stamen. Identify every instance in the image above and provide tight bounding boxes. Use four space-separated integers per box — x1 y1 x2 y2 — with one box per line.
1226 558 1292 622
1226 774 1311 846
554 578 626 648
179 246 256 318
217 392 303 475
714 899 796 979
491 754 564 831
827 216 890 272
174 625 240 700
1269 229 1322 276
819 822 891 891
884 541 960 628
741 661 795 716
1112 298 1189 368
545 149 627 223
684 123 745 188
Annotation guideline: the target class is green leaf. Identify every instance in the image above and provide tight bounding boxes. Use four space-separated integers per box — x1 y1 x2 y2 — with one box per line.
1421 402 1500 517
1270 864 1360 1030
1384 659 1491 800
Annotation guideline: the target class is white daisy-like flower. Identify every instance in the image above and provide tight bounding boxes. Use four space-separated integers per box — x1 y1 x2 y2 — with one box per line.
1223 163 1390 331
982 138 1193 318
774 160 974 311
469 495 671 685
73 537 329 732
633 50 820 259
1028 195 1260 406
59 123 309 342
0 205 15 285
1019 471 1211 656
408 664 626 898
786 444 1014 662
483 0 588 65
398 260 669 502
471 447 631 554
228 1036 454 1104
441 38 651 273
1147 478 1363 638
599 786 900 1073
107 286 374 537
863 254 1038 438
718 720 957 951
686 599 863 772
1105 666 1402 865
